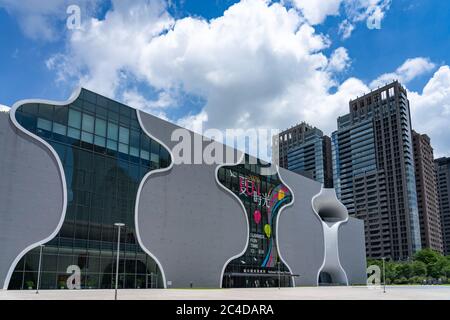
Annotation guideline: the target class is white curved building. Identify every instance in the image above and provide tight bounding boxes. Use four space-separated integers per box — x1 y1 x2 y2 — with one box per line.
0 88 367 290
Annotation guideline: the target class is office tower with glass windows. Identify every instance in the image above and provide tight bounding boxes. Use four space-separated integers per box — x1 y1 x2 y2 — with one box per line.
435 157 450 255
276 123 333 187
412 131 443 253
276 122 313 169
332 81 422 260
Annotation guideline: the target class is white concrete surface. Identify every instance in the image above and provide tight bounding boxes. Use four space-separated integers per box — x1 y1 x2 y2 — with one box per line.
0 286 449 300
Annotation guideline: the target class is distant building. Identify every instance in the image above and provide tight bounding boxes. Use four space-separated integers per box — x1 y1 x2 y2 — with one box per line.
435 157 450 255
412 131 443 253
275 123 333 187
332 81 422 260
276 122 313 169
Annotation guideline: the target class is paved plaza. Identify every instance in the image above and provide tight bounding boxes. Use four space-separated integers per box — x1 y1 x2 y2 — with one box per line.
1 286 449 300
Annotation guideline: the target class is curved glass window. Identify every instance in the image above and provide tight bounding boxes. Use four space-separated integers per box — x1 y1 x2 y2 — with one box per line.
9 89 171 290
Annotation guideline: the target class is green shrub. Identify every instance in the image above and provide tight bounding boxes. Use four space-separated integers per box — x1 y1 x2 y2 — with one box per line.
393 277 408 285
408 276 426 284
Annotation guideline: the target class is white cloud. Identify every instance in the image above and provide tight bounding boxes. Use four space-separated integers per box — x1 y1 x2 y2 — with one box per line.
370 57 436 88
339 0 391 39
0 104 10 113
0 0 100 41
288 0 391 39
122 89 173 121
42 0 448 157
176 111 209 134
50 0 362 136
408 66 450 157
338 19 355 40
327 47 351 72
290 0 342 25
46 0 174 96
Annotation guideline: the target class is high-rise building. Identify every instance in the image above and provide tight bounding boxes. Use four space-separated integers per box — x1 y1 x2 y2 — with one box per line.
412 131 443 253
332 81 422 260
275 123 333 187
276 122 313 169
435 157 450 255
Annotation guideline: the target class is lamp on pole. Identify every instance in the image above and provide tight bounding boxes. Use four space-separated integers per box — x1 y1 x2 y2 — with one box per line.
382 257 386 294
114 223 125 301
36 244 45 294
277 260 281 290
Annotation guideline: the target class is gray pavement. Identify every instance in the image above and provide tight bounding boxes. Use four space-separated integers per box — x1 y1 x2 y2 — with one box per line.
0 286 450 300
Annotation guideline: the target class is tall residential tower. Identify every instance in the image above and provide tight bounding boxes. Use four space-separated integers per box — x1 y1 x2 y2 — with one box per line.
332 81 421 260
435 157 450 255
412 131 443 253
275 123 333 187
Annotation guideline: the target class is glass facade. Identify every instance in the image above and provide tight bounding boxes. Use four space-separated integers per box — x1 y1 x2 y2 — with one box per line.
218 156 293 288
9 89 171 290
332 82 422 260
287 129 325 185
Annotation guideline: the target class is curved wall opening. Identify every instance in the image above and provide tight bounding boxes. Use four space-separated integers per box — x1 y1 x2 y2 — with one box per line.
312 188 348 223
318 270 348 286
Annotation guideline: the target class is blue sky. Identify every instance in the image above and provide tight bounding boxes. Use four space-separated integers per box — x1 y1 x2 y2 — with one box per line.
0 0 449 156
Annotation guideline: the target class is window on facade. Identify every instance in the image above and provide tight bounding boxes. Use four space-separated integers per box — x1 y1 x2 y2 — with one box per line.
389 87 395 97
82 113 94 133
107 122 118 141
68 109 82 129
95 118 107 137
107 139 117 151
119 126 130 144
81 131 94 144
94 135 106 148
53 123 67 136
68 127 80 140
37 118 52 131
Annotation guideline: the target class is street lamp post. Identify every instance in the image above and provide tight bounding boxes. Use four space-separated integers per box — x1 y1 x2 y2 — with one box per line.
36 244 45 294
382 257 386 294
114 223 125 301
277 260 281 290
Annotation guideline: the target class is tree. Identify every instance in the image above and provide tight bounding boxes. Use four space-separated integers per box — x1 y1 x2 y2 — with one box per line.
430 257 450 279
413 249 444 277
413 249 441 265
442 265 450 278
367 250 450 284
396 263 412 279
410 261 427 277
385 261 400 283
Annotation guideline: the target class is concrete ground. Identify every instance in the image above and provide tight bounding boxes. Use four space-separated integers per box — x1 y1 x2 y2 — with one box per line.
1 286 450 300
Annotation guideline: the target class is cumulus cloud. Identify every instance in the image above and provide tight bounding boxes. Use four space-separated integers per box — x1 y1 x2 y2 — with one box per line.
42 0 355 136
39 0 448 157
46 0 370 139
0 0 100 41
46 0 174 96
289 0 391 39
340 0 391 39
327 47 351 72
0 104 10 113
122 89 172 121
290 0 342 25
338 19 355 40
370 57 436 88
408 66 450 157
